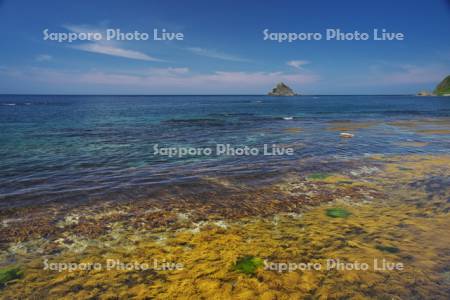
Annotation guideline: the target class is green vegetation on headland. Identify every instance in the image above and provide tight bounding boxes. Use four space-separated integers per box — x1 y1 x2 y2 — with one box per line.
417 75 450 96
434 75 450 96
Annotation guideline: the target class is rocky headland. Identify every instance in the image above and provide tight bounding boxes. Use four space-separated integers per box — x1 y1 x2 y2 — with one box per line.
434 75 450 96
417 74 450 96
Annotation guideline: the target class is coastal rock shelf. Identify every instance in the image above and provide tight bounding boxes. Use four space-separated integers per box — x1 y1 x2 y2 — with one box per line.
1 154 450 299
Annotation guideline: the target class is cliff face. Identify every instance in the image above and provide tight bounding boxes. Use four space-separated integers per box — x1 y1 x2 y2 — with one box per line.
268 82 297 96
434 75 450 96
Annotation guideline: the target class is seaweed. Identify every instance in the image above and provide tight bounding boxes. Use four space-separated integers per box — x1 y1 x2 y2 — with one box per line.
326 208 351 218
376 245 400 253
0 266 23 287
232 256 264 275
308 173 330 180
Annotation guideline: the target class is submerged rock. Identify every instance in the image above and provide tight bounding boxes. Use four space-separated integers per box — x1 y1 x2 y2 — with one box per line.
340 132 354 138
268 82 297 96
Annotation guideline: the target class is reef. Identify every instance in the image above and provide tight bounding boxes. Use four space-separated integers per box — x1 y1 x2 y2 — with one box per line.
0 154 449 299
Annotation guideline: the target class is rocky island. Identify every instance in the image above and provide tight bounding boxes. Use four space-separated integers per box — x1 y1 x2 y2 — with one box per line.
268 82 297 96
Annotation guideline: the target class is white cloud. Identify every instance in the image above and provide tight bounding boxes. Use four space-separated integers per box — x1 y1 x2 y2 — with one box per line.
1 67 319 93
35 54 52 62
78 70 318 90
366 64 448 85
63 24 165 62
63 24 104 35
287 60 309 70
187 47 250 62
71 43 164 62
144 67 190 76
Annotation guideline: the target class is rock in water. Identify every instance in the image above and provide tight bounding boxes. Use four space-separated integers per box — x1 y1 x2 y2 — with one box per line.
416 90 432 96
268 82 297 96
434 75 450 96
340 132 354 138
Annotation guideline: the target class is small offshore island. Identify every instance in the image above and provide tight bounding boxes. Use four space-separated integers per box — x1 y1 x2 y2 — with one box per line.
268 82 298 96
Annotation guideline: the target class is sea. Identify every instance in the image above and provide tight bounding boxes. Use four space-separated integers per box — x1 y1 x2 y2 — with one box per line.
1 95 449 208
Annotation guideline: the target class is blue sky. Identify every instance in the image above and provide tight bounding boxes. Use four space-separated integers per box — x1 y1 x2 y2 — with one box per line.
0 0 449 94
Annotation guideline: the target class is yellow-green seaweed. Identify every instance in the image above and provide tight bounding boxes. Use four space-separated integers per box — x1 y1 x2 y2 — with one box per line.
232 256 264 275
326 208 352 218
0 266 22 287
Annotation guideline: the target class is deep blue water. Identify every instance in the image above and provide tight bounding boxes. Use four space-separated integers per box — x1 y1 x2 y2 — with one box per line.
1 95 449 208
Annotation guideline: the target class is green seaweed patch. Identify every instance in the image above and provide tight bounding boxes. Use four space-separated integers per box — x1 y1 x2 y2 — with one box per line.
376 245 400 253
308 173 331 180
326 208 352 218
0 266 23 287
232 256 264 275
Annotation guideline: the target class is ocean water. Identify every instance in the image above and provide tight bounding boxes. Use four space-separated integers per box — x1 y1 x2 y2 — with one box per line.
1 95 450 208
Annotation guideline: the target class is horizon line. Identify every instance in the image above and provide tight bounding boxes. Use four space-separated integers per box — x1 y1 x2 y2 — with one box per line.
0 93 417 97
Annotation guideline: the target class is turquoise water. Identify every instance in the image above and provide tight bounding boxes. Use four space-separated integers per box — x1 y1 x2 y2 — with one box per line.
1 95 449 208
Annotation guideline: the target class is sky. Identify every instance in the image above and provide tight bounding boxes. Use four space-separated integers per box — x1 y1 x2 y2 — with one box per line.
0 0 449 94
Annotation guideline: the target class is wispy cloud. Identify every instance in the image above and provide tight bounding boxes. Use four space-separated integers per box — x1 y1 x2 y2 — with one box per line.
287 60 309 70
1 67 319 93
71 43 164 62
35 54 52 62
186 47 250 62
143 67 190 76
63 24 165 62
366 63 448 85
63 24 104 36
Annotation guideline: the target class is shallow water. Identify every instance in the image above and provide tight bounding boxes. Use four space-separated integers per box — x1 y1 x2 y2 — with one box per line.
1 95 450 208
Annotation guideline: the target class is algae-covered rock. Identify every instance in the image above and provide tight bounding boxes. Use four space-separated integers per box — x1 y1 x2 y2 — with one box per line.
326 208 351 218
232 256 264 275
0 266 23 287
